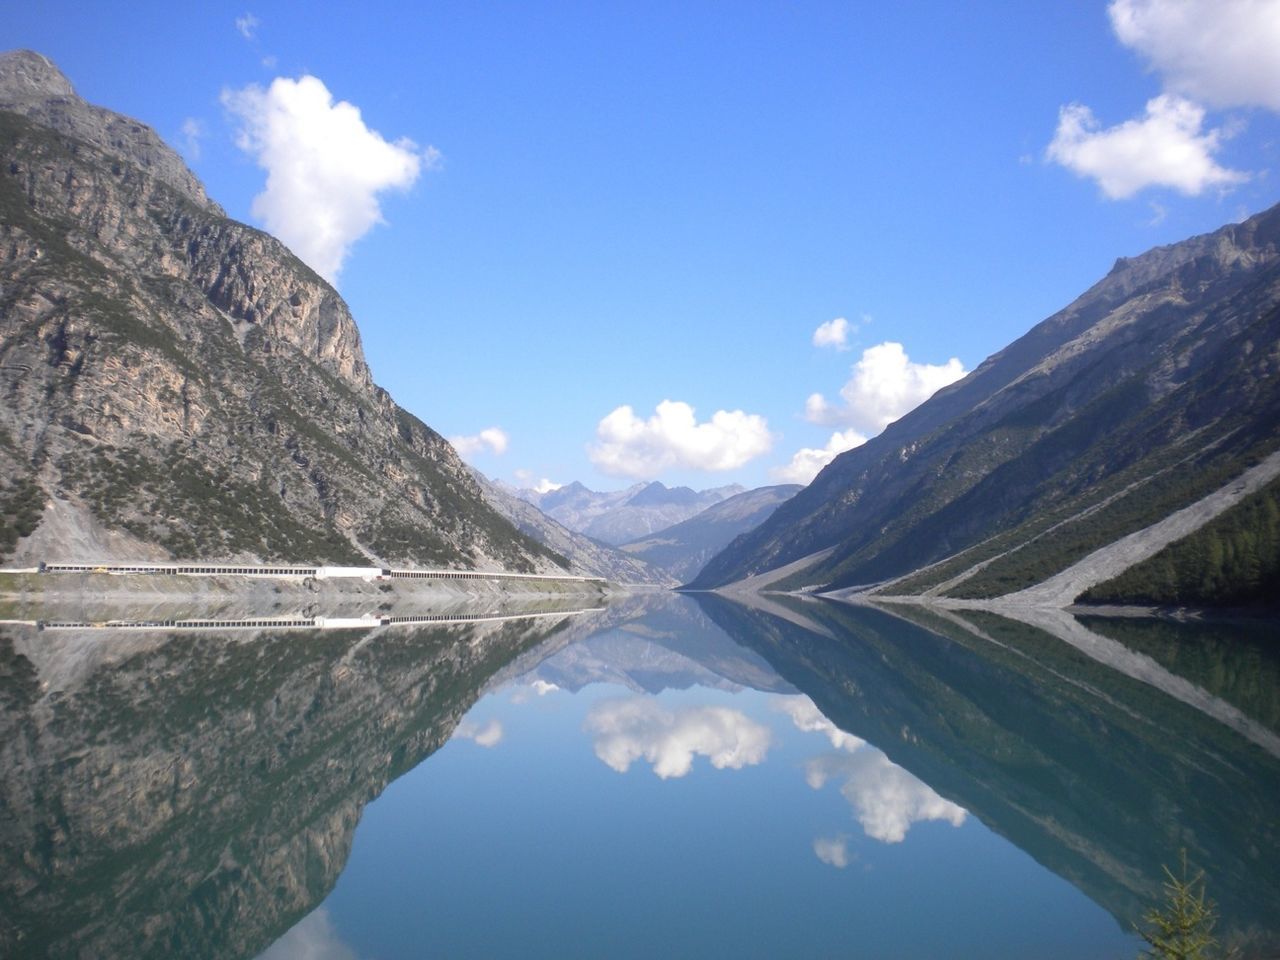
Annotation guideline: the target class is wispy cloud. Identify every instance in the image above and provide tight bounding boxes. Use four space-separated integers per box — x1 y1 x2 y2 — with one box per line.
451 427 510 460
584 698 772 779
588 400 773 478
235 12 260 40
222 75 436 284
179 117 204 161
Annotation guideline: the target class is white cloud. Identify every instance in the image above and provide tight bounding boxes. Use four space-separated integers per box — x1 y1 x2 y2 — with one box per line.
770 695 865 751
455 717 504 748
813 835 854 869
771 428 868 485
235 13 260 40
533 478 562 493
257 908 358 960
179 117 204 161
222 75 435 284
805 751 967 844
584 698 772 779
813 317 852 351
1109 0 1280 110
588 400 773 478
450 427 509 460
805 341 966 434
1047 95 1247 199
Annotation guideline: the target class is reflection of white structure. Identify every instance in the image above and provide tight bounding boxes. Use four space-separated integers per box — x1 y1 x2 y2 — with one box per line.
585 698 772 779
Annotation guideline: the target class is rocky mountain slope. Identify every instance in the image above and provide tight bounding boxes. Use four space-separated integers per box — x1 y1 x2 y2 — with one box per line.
469 468 674 584
0 50 563 572
691 203 1280 606
517 479 744 545
621 483 799 582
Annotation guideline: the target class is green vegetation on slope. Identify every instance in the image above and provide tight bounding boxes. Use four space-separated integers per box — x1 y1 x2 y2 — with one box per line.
1081 476 1280 609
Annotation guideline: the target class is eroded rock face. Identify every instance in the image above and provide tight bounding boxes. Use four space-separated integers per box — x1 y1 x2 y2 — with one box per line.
0 50 560 571
0 615 566 959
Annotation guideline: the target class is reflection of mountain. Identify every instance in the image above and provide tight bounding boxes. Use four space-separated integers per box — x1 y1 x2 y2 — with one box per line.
498 592 795 695
0 614 571 960
693 594 1280 953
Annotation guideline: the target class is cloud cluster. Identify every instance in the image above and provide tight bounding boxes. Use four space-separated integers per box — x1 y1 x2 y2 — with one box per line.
584 698 772 779
805 341 966 434
1048 0 1280 199
588 400 773 478
223 75 435 284
771 428 867 485
455 717 504 748
1047 96 1245 199
805 751 967 843
450 427 510 460
1110 0 1280 110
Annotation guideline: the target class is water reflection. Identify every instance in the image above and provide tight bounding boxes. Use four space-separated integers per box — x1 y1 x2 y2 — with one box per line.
3 590 1277 959
694 594 1280 955
0 606 588 960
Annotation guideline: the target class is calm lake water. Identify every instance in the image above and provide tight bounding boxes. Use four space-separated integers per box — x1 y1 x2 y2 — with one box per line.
2 593 1277 959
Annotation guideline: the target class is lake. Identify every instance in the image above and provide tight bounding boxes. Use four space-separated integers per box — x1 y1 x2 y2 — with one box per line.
2 593 1276 959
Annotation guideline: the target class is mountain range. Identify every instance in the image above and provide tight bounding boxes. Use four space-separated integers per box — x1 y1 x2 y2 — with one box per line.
514 479 745 545
691 203 1280 608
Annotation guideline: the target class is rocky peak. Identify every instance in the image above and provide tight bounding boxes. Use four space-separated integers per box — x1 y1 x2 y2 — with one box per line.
0 48 219 214
0 49 75 99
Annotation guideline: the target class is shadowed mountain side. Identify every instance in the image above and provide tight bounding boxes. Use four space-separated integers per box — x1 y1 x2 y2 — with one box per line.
0 614 573 960
691 203 1280 600
691 594 1280 953
621 484 801 582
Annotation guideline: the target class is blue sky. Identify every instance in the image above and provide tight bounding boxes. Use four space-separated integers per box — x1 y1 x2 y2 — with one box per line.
9 1 1280 491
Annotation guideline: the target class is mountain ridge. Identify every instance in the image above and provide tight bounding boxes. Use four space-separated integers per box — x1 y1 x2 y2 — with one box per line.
691 202 1280 605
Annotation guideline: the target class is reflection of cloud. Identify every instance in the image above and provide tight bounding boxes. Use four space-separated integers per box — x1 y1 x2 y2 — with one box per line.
813 834 853 869
584 698 772 779
770 695 865 752
509 679 561 704
455 718 503 748
256 907 358 960
806 752 966 844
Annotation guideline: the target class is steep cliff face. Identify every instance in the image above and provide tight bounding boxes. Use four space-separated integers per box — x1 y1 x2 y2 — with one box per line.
0 614 570 960
692 204 1280 601
0 50 562 571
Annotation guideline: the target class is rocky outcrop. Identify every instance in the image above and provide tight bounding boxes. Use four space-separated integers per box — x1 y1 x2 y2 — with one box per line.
0 50 561 571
